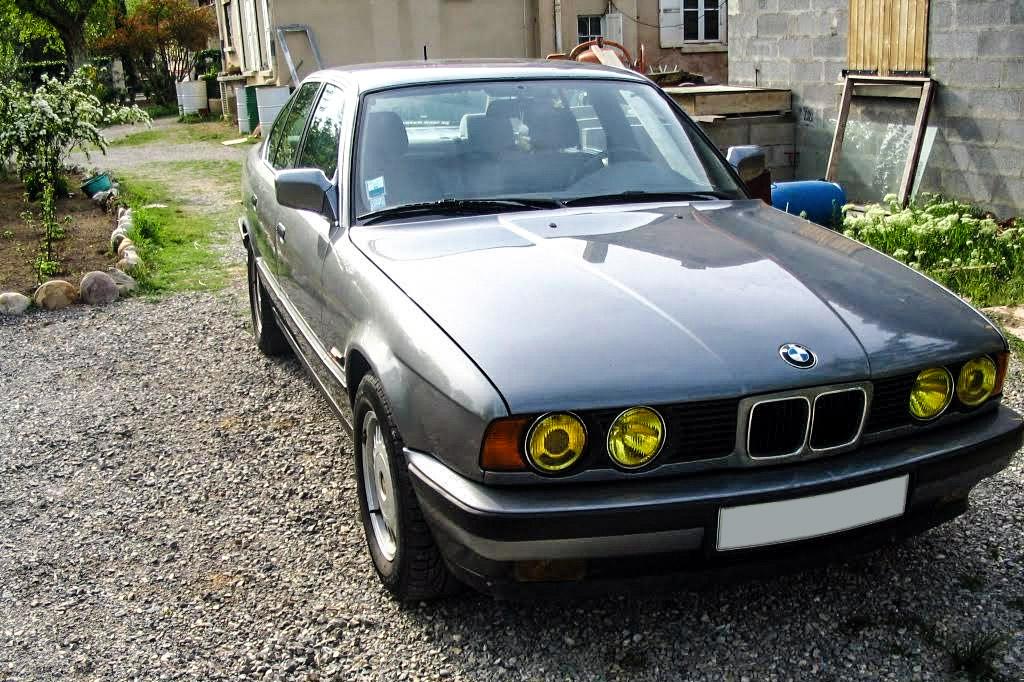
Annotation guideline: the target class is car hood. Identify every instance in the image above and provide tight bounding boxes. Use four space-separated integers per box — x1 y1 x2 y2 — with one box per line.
350 201 1004 414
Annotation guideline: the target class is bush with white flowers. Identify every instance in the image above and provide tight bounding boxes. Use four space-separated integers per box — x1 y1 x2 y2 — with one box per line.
0 68 150 198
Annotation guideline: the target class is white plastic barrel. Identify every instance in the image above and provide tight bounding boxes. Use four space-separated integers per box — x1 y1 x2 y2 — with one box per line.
235 85 250 134
178 79 207 115
256 86 290 131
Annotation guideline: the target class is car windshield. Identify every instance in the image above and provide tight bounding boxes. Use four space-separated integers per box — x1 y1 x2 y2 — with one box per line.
352 78 745 221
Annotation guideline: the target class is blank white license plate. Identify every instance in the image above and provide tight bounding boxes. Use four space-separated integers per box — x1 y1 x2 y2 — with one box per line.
716 475 909 551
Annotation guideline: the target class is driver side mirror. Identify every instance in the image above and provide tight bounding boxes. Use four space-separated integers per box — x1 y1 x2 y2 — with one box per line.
275 168 339 223
726 145 772 204
726 145 767 182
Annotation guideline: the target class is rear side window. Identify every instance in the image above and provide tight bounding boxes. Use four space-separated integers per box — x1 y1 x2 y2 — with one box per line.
269 82 320 170
295 85 345 179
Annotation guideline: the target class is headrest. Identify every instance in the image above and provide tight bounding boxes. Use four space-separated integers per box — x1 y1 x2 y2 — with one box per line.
459 112 485 139
485 98 519 122
526 108 581 151
465 114 514 154
362 111 408 162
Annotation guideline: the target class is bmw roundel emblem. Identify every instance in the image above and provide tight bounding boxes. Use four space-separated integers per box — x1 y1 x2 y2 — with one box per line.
779 343 816 369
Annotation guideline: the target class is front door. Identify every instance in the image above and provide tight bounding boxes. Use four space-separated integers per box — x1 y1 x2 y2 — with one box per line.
285 84 347 340
262 81 322 330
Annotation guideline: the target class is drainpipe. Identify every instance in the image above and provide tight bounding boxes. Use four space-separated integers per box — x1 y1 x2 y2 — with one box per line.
554 0 563 54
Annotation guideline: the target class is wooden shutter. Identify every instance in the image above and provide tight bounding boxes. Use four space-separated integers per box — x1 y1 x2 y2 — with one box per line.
848 0 929 75
660 0 683 47
605 11 624 45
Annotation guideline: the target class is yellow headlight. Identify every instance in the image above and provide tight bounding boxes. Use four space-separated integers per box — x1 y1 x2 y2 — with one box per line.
909 367 953 420
526 413 586 472
607 407 665 469
958 356 997 407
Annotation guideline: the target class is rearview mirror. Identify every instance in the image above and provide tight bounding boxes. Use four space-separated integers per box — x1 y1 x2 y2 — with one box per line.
275 168 338 222
726 145 767 183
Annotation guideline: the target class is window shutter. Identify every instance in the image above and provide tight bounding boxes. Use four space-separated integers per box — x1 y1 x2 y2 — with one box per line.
659 0 683 48
605 11 624 45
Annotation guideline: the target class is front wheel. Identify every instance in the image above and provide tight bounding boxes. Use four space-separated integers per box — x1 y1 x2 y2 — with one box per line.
353 374 460 600
246 246 288 356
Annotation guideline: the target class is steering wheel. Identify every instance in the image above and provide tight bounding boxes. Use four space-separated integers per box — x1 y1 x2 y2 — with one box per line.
569 39 634 66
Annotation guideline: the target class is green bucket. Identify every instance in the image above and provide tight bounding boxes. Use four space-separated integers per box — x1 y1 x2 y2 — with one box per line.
245 86 260 132
81 172 112 197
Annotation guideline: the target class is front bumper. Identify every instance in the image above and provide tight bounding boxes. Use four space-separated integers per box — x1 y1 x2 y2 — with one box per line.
407 405 1023 596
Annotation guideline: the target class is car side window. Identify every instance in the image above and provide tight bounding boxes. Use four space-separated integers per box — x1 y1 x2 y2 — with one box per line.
269 82 320 170
295 85 344 179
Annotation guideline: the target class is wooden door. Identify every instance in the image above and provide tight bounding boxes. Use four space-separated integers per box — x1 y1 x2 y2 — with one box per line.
848 0 930 75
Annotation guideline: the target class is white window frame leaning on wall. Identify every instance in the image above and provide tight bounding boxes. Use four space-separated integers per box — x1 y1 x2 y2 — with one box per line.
659 0 727 48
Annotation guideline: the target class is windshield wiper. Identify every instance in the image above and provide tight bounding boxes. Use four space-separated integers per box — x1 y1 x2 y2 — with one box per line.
561 190 734 207
358 198 564 225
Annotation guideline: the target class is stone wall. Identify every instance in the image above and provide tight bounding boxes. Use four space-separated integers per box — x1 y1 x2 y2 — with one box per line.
728 0 1024 217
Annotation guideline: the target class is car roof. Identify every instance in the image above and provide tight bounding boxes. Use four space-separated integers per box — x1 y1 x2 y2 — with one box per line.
308 58 650 93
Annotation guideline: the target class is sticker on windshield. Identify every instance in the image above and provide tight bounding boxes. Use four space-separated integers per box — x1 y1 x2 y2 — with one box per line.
366 176 386 211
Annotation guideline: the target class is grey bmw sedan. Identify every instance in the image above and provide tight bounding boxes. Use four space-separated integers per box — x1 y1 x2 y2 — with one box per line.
239 60 1022 599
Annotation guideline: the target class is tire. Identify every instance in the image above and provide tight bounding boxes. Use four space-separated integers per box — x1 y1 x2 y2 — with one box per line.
353 374 460 600
246 246 289 356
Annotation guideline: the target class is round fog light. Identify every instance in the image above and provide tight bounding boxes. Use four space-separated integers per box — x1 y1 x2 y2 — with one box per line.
526 413 586 473
909 367 954 420
958 356 996 407
607 406 665 469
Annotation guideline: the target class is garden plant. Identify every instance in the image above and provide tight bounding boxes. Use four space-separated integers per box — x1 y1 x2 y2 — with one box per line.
843 194 1024 308
0 65 148 279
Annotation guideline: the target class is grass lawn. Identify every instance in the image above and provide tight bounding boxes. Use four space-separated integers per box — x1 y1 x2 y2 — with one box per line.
118 158 243 294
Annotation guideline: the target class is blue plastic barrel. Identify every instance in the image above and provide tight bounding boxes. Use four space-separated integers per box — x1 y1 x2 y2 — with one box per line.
771 180 847 228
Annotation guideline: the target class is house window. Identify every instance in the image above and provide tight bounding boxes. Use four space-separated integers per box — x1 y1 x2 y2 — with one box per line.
659 0 727 47
684 0 719 41
222 0 233 48
577 15 604 44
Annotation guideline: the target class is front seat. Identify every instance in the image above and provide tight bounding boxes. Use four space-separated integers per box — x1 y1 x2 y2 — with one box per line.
359 111 439 211
517 107 588 192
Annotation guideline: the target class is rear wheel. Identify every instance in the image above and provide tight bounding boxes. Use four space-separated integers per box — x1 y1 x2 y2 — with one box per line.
353 374 460 600
247 246 289 356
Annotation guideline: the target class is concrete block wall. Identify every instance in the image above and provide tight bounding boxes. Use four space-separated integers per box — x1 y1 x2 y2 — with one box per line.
727 0 1024 217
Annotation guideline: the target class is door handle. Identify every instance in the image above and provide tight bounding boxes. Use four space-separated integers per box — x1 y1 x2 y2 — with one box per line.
276 222 287 242
251 193 258 208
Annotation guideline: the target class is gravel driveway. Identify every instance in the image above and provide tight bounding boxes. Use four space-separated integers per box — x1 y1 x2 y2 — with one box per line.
1 284 1022 681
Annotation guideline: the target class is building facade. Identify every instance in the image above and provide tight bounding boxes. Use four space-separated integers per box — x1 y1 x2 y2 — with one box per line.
214 0 730 89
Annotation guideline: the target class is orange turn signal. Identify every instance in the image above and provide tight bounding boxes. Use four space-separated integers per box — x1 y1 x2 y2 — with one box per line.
480 417 530 471
994 351 1010 396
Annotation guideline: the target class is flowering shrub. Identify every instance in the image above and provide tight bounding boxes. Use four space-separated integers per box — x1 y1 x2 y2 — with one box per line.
0 67 149 197
843 194 1024 306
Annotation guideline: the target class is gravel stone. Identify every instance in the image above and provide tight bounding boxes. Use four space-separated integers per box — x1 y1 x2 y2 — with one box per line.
1 283 1022 681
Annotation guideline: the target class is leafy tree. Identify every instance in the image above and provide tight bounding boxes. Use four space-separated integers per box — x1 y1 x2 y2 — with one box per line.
12 0 101 70
94 0 217 105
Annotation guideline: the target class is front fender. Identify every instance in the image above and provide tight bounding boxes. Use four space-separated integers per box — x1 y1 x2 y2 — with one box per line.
325 237 508 482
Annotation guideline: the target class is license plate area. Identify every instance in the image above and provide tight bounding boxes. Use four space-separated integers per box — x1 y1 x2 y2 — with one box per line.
716 475 909 551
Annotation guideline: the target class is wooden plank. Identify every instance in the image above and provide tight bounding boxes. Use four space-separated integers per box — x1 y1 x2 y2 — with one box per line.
825 76 855 182
881 0 893 76
898 78 935 206
849 0 861 71
664 86 792 116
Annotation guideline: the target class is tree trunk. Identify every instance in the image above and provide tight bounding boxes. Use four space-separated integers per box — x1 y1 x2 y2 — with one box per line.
56 23 88 73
